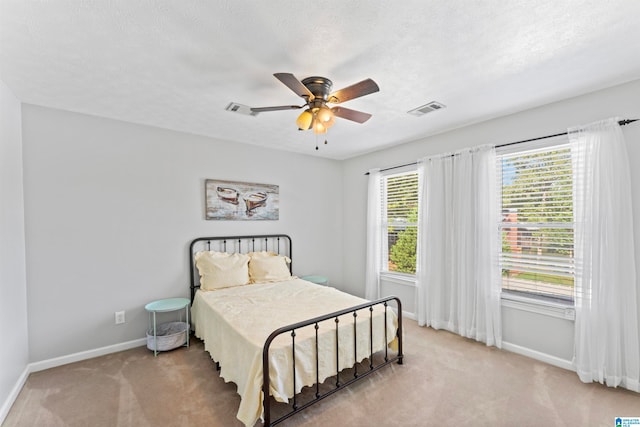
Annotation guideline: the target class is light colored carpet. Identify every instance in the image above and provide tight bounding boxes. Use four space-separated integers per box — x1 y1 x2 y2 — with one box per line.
4 320 639 426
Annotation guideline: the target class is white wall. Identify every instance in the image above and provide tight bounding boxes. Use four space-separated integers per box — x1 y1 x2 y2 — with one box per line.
342 78 640 363
0 81 29 419
21 105 344 362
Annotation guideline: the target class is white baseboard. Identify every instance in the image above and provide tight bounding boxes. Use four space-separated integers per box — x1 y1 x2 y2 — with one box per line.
29 337 146 373
402 310 416 321
0 366 29 424
501 341 574 371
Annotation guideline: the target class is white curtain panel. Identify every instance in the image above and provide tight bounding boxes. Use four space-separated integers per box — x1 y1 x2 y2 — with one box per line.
570 118 640 391
416 145 502 347
365 168 382 300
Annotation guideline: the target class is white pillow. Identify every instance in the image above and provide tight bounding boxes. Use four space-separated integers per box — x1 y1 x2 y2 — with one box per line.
249 255 292 283
194 251 250 290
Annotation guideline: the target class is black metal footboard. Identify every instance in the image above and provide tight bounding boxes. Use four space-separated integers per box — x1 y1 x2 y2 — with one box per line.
261 296 403 426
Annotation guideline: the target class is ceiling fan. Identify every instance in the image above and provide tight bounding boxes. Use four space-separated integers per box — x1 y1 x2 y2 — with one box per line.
251 73 380 135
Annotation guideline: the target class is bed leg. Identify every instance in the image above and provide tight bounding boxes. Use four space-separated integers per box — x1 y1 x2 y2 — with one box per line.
396 298 404 365
396 327 404 365
216 362 220 371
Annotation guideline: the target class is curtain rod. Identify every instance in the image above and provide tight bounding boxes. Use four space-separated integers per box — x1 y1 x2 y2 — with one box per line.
364 118 638 175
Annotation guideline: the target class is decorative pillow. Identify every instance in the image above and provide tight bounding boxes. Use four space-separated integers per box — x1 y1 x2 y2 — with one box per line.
249 255 292 283
194 251 250 290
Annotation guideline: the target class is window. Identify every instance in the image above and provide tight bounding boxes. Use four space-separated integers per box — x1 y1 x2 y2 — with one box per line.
381 170 419 275
497 141 574 302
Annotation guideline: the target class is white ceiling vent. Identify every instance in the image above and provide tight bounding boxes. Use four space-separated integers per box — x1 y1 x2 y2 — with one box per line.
225 102 258 116
408 101 446 116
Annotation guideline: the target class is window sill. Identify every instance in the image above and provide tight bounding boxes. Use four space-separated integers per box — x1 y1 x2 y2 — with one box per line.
379 272 416 287
376 277 575 320
501 292 575 320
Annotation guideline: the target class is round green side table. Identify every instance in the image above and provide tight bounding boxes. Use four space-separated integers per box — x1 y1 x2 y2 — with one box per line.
301 275 329 286
144 297 190 356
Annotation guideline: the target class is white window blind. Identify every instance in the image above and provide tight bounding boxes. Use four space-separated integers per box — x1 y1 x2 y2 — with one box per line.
497 142 574 301
381 171 419 275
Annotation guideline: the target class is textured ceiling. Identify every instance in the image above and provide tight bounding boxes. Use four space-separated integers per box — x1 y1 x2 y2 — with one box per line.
2 1 640 159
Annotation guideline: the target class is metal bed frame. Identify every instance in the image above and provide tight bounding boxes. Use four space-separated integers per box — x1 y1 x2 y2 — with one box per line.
189 234 403 426
189 234 293 302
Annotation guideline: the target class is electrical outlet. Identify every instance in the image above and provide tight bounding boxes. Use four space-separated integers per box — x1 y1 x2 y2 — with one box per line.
115 311 125 324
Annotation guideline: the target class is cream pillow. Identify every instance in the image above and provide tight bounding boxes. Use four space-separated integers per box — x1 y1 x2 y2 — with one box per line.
247 251 277 258
194 251 250 290
249 255 292 283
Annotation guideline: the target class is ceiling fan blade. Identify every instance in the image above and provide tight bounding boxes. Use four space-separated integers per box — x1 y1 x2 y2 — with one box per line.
331 106 372 124
274 73 314 100
328 78 379 104
251 105 303 113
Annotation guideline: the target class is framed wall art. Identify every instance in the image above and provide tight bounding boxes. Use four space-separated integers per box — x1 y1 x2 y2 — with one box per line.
205 179 279 220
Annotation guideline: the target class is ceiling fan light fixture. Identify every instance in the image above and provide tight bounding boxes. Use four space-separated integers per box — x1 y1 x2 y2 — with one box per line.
312 120 327 134
296 109 313 130
316 105 335 128
250 73 380 147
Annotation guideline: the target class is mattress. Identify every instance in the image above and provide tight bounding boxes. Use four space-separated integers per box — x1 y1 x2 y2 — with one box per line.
191 277 398 427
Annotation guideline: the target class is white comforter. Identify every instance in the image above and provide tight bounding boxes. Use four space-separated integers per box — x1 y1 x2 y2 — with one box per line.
191 278 398 427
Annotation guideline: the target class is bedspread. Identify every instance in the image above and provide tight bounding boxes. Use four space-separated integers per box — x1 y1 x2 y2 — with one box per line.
191 278 398 427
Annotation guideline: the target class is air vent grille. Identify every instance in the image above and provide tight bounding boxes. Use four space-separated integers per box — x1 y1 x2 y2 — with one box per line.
226 102 258 116
408 101 446 116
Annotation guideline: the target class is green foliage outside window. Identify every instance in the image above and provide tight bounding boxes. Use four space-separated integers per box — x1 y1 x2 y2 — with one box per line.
389 208 418 274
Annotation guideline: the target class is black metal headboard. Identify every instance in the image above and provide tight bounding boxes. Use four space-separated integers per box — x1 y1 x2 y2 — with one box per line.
189 234 292 302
